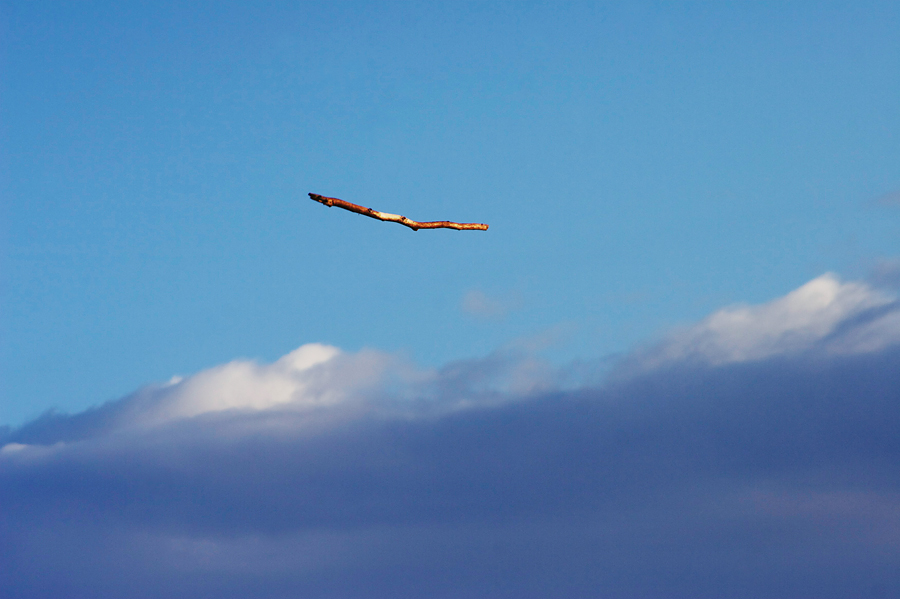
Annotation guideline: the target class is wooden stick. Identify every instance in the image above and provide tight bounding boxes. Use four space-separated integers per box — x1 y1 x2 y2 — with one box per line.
309 193 489 231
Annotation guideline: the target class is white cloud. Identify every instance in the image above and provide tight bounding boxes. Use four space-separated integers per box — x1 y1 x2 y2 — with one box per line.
9 342 555 439
6 273 899 445
634 273 900 369
8 273 899 441
145 343 341 422
126 343 428 427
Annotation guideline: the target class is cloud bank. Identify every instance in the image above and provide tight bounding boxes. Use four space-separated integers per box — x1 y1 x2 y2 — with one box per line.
3 274 900 598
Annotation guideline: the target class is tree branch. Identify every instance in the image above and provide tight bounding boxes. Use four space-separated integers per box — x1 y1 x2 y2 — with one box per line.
309 193 489 231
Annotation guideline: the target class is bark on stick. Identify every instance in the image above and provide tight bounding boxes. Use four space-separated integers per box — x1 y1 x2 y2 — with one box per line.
309 193 489 231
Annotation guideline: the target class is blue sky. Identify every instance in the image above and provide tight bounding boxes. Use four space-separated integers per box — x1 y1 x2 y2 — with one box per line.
4 1 898 425
2 2 900 597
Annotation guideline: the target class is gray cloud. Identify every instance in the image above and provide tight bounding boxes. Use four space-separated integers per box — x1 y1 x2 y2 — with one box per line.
3 275 900 598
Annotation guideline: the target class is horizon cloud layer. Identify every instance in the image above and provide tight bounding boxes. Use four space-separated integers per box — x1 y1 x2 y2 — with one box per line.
3 273 900 598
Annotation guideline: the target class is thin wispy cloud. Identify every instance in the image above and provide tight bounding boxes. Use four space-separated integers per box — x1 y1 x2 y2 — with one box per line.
871 257 900 289
873 189 900 206
460 289 521 319
3 274 900 598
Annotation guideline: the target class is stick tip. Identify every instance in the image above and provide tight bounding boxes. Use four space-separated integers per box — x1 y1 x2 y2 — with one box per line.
309 193 333 207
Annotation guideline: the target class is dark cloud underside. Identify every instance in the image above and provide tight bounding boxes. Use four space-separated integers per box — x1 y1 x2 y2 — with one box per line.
3 349 900 598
